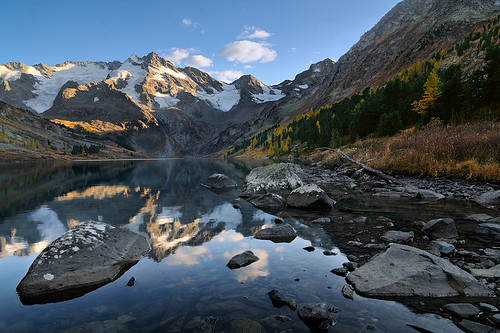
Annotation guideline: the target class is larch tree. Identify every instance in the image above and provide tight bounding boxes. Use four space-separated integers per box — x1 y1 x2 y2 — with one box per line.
411 66 443 115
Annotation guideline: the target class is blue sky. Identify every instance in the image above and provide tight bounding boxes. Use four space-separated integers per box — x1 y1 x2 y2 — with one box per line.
1 0 401 85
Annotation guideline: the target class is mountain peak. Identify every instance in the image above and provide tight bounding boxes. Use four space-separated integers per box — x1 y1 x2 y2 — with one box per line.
232 74 265 89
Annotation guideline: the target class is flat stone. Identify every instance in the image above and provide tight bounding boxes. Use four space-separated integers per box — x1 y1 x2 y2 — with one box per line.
491 314 500 325
249 193 287 210
417 189 445 201
226 251 259 269
311 217 331 223
465 213 493 222
380 230 414 244
470 264 500 279
16 221 150 305
421 218 458 239
479 303 499 313
346 244 494 297
443 303 480 318
330 267 349 277
456 319 500 333
286 184 335 209
254 224 297 243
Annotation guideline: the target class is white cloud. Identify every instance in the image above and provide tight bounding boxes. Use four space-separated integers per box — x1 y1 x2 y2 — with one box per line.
244 65 253 69
162 48 192 66
185 55 213 68
238 26 272 40
219 41 277 63
212 70 244 83
182 18 198 28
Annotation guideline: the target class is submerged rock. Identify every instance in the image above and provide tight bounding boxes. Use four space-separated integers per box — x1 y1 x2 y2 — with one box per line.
286 184 336 209
443 303 480 318
421 218 458 239
267 289 289 308
380 230 414 244
199 316 217 333
254 224 297 243
17 221 150 305
242 163 303 197
201 173 237 191
346 244 494 298
230 318 265 333
226 251 259 269
297 303 337 331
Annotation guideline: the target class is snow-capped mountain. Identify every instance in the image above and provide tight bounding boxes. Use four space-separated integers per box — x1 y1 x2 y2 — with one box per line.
0 52 327 156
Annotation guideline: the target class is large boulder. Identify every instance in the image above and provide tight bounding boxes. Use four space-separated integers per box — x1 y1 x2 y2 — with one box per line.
249 193 287 210
474 190 500 208
286 184 335 209
241 163 303 197
346 244 494 298
226 251 259 269
17 221 150 305
254 224 297 243
421 218 458 239
201 173 237 192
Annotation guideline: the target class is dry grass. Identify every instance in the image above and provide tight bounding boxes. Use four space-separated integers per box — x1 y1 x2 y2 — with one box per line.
348 121 500 181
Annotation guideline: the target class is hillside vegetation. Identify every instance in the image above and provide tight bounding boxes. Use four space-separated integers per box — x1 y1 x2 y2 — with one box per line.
229 17 500 181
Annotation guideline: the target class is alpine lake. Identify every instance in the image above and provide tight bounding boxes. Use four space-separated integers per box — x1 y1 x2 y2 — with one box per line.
0 158 497 332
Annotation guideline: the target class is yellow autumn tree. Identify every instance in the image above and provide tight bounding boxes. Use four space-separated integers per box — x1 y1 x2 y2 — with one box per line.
411 67 442 115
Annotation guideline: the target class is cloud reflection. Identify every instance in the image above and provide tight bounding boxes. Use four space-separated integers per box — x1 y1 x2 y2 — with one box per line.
199 203 242 230
223 248 270 283
167 245 212 266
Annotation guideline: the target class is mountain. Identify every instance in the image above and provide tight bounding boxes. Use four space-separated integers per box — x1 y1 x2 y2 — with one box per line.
1 0 499 158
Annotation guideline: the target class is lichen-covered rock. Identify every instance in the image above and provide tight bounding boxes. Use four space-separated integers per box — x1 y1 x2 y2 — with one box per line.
241 163 303 197
249 193 287 210
347 244 494 298
201 173 237 191
226 251 259 269
254 224 297 243
17 221 150 305
421 218 458 239
286 184 335 209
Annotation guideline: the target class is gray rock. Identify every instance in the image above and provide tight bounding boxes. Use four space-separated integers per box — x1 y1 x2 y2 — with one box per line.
254 224 297 243
199 316 217 333
297 303 336 331
311 217 331 223
342 261 358 271
346 244 494 297
465 213 493 222
380 230 414 244
286 184 335 209
323 250 337 256
476 223 500 240
470 264 500 279
242 163 303 196
430 240 455 255
475 190 500 208
226 251 259 269
416 189 445 201
341 284 354 299
456 319 500 333
17 221 150 305
479 303 499 313
330 267 349 277
267 289 288 308
201 173 237 191
443 303 479 318
249 193 287 210
421 218 458 239
489 217 500 223
353 216 367 223
491 314 500 325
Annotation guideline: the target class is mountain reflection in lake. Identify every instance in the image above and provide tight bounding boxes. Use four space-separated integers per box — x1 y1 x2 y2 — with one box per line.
0 159 463 332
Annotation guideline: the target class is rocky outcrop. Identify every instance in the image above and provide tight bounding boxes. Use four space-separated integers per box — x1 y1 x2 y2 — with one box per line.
286 184 335 209
347 244 494 298
226 251 259 269
16 221 150 304
254 224 297 243
201 173 237 191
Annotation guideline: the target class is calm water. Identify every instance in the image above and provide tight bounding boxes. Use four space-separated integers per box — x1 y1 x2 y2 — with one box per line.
0 159 475 332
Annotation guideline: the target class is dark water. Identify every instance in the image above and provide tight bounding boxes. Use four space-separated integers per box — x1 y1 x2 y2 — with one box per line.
0 159 478 332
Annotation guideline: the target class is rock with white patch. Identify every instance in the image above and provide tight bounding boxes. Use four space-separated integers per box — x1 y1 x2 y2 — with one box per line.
16 221 150 305
241 163 304 197
200 173 237 191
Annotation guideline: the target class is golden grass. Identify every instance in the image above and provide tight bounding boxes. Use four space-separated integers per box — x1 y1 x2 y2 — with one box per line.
348 121 500 181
